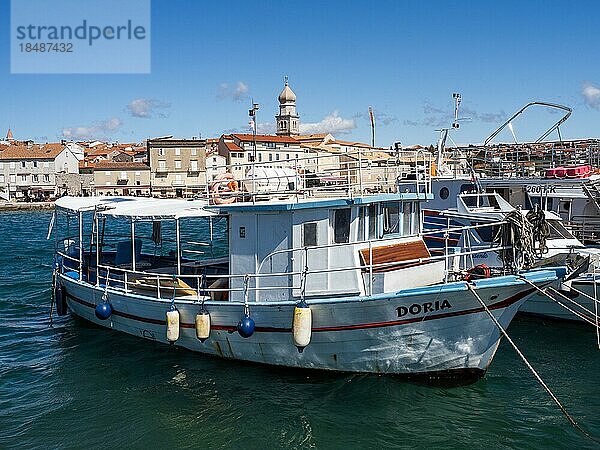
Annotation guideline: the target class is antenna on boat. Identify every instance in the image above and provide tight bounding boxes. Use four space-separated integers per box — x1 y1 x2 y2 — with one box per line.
434 93 468 175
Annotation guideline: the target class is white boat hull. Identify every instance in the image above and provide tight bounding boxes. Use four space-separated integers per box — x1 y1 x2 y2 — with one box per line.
58 270 558 380
520 277 600 323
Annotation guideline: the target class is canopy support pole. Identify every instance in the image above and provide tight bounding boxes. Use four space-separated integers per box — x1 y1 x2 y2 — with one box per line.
78 211 83 280
95 212 100 286
176 218 181 275
131 219 136 272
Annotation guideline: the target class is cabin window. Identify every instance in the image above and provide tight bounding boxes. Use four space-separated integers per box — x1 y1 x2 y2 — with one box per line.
382 202 400 236
333 209 351 243
303 222 318 247
460 183 474 193
368 204 377 239
403 202 412 235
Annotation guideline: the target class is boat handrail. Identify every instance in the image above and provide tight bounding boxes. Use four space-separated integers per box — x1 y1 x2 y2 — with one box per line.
59 237 512 301
199 147 433 203
256 219 508 274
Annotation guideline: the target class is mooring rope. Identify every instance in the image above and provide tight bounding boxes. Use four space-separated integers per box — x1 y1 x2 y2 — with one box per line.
494 211 536 271
467 283 599 444
525 206 549 258
545 287 600 326
518 276 600 328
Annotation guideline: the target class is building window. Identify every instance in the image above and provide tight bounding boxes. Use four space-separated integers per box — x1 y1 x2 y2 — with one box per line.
191 148 197 156
276 154 280 161
135 171 141 177
33 161 38 168
190 160 198 171
43 174 50 182
284 143 289 147
120 171 127 180
105 171 111 177
269 154 273 162
44 162 49 168
158 161 166 171
10 174 16 183
20 174 27 182
266 142 275 148
302 222 318 247
175 160 182 169
0 163 3 169
32 174 38 182
106 181 111 186
175 148 181 156
258 153 262 162
158 148 165 156
0 175 4 183
21 161 26 168
9 162 15 169
333 209 351 244
212 157 217 163
286 154 290 160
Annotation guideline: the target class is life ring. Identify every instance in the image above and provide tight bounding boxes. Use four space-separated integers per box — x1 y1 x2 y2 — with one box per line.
210 173 239 205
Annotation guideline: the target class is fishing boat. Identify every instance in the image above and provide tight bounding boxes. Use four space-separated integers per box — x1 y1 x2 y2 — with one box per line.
50 150 566 381
423 190 600 323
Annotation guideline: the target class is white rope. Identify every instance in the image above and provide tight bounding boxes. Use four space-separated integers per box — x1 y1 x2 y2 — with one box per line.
519 276 600 328
466 283 599 444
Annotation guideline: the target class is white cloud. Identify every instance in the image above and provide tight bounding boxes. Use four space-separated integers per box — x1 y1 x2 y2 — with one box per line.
61 118 123 140
299 111 356 135
217 81 249 102
127 98 171 118
582 82 600 110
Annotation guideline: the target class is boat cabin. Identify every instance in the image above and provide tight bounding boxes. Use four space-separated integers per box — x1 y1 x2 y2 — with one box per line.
53 190 451 304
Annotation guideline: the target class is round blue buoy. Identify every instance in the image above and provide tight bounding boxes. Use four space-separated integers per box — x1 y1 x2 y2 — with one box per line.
95 302 112 320
237 315 255 338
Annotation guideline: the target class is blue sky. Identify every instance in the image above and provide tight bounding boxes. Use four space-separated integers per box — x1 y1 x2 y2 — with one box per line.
1 0 599 147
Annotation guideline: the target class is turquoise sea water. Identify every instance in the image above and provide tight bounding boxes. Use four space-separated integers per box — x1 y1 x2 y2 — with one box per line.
0 210 599 449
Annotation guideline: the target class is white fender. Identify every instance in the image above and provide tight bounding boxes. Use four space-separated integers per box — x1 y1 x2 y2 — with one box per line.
195 312 211 341
166 310 180 342
292 306 312 349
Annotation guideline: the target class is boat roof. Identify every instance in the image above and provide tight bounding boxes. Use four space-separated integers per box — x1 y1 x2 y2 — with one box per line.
55 196 219 220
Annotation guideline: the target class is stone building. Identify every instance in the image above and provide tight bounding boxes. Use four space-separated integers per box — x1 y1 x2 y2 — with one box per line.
93 161 151 196
147 138 207 198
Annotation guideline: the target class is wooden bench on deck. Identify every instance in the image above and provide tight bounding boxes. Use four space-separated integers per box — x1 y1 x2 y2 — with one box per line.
359 239 434 273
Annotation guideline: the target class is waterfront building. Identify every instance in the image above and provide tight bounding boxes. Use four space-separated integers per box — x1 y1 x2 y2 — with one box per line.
205 150 227 183
0 141 81 201
92 161 151 196
217 133 305 179
147 137 207 198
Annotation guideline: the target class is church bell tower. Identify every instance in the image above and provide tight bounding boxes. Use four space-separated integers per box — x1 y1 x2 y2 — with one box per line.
276 77 300 136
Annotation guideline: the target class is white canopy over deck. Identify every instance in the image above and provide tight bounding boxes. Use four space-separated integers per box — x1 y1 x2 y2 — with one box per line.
55 196 219 220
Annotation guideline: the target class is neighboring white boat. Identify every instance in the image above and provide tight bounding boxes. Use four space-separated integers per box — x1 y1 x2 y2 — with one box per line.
50 151 565 382
423 190 600 323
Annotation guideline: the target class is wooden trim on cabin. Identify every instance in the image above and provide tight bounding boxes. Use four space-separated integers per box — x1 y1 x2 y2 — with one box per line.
359 239 432 273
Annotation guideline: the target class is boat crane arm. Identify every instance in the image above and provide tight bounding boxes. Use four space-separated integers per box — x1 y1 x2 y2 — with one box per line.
484 101 572 146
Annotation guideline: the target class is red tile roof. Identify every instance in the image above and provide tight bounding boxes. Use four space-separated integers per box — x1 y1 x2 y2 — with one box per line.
232 134 298 144
94 161 150 170
0 143 66 160
224 141 242 151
